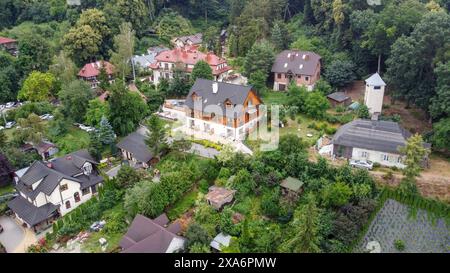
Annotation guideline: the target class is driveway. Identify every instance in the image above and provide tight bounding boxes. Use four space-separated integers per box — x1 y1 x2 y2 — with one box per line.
0 216 24 253
106 165 122 179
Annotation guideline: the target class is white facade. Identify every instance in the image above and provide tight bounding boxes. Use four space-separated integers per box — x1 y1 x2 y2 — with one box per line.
350 147 405 169
364 73 386 115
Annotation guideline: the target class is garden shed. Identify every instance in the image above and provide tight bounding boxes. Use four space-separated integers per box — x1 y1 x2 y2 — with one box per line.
280 177 304 200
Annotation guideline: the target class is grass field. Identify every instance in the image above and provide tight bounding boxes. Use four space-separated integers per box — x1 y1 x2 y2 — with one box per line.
166 189 199 220
53 126 91 155
261 91 289 106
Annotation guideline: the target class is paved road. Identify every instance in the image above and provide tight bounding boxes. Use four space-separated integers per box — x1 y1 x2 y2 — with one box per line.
106 165 121 179
0 216 24 253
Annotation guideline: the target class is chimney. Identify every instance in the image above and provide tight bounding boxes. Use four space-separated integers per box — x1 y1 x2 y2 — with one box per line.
47 163 53 169
66 155 72 160
212 82 218 94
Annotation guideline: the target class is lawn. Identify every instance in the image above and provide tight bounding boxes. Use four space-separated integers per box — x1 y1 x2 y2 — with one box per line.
53 126 90 155
0 184 14 196
261 91 289 106
81 230 124 253
166 188 199 220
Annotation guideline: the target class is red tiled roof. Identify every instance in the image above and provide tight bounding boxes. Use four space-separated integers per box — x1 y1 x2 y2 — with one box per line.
155 46 227 67
78 61 115 78
0 37 16 44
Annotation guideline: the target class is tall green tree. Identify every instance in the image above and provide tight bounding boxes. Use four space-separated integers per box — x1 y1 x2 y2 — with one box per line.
243 40 275 77
18 71 57 102
98 116 116 145
108 80 149 136
398 134 429 194
49 51 78 84
85 98 110 127
110 22 135 82
59 80 93 123
279 193 321 253
190 61 213 85
117 0 149 37
432 118 450 153
145 115 167 159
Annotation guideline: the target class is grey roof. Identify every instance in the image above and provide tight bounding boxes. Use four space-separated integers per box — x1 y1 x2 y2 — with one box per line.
185 79 256 118
8 196 59 226
175 33 203 44
210 232 232 251
365 73 386 86
116 131 154 163
280 177 304 192
120 214 185 253
133 47 168 69
332 119 413 154
14 150 102 200
271 50 321 76
327 92 350 102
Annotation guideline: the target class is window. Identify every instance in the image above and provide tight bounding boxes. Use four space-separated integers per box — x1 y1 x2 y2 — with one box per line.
82 188 90 196
277 73 281 79
361 151 368 158
305 76 309 81
374 86 381 90
297 75 301 79
397 157 403 164
65 201 71 209
60 184 68 192
83 162 92 175
382 154 389 161
74 192 81 203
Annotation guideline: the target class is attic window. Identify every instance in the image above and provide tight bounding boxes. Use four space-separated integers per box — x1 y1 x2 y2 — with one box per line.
287 53 291 58
299 64 303 69
284 63 288 68
60 184 68 192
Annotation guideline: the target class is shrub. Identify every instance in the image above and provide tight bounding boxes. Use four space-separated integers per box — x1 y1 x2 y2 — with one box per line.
335 105 346 113
394 239 405 251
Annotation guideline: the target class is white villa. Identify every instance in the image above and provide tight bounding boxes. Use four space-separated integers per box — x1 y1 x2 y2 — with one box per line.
8 150 103 232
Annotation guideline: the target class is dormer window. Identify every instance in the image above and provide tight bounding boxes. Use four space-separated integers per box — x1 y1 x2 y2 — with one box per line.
83 162 93 175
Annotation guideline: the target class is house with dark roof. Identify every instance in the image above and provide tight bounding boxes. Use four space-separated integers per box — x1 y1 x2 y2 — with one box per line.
183 79 263 141
171 33 203 48
0 36 18 56
149 45 231 85
120 214 185 253
327 92 352 108
116 130 156 169
271 50 321 91
332 119 430 169
7 150 103 231
78 61 115 89
205 186 236 210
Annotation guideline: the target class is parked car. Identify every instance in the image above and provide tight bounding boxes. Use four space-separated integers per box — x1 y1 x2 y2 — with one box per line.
79 124 96 132
5 102 16 108
349 159 374 170
5 121 16 129
90 220 106 232
39 114 54 121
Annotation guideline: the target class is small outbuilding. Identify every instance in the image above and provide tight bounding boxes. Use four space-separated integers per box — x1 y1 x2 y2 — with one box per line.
280 177 304 200
205 186 236 210
210 232 232 252
327 92 352 108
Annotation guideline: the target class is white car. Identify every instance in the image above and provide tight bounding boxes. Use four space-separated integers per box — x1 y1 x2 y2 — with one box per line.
349 159 374 170
39 114 54 120
5 121 16 129
79 124 96 132
5 102 16 108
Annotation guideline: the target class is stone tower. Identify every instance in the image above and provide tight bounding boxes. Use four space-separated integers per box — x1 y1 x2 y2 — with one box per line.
364 73 386 119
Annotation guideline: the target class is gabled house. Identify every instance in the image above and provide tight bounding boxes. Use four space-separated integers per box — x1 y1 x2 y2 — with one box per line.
171 33 203 48
183 79 263 141
7 150 103 231
116 130 157 169
327 92 352 108
205 186 236 210
78 61 115 89
120 214 185 253
271 50 321 91
332 119 430 169
149 46 231 85
0 36 18 56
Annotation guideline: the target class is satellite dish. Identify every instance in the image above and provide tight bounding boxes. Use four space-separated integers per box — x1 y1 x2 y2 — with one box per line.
366 241 381 253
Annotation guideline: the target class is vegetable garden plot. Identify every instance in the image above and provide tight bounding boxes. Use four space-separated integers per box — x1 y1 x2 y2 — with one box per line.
356 199 449 253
